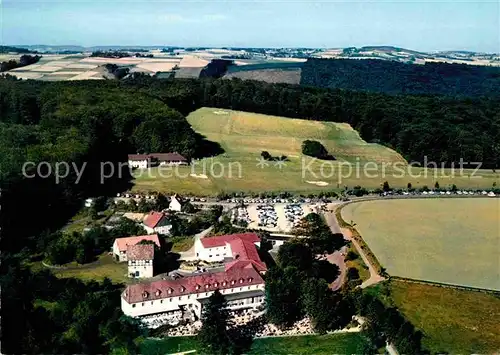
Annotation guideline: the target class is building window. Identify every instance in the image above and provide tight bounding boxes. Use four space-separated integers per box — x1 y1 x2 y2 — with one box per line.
209 255 212 258
160 300 163 303
132 304 136 308
141 303 144 307
169 298 172 302
151 301 153 305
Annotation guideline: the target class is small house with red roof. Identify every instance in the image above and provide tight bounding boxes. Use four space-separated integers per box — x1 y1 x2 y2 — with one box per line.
112 234 160 262
143 211 172 235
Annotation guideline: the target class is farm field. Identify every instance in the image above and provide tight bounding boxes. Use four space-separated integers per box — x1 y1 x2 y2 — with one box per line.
4 53 211 81
132 107 500 195
370 281 500 354
342 198 500 290
140 333 367 355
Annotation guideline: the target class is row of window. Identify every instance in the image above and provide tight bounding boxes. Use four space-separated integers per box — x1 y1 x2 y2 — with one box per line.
129 260 151 265
131 285 262 307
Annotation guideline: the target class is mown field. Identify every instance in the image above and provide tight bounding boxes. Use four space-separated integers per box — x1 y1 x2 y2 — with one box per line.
370 281 500 354
342 198 500 290
132 108 500 195
140 332 367 355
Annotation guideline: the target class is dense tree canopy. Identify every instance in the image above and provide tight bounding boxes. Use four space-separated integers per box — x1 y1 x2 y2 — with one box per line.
197 290 240 355
301 58 500 98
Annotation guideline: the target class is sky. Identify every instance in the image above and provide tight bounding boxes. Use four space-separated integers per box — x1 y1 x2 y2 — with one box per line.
2 0 499 52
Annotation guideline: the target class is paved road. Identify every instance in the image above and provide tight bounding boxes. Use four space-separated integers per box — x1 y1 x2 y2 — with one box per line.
323 204 342 234
323 206 347 291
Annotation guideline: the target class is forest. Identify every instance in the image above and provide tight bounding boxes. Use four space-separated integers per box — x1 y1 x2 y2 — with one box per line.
0 45 36 53
0 74 499 353
300 58 500 97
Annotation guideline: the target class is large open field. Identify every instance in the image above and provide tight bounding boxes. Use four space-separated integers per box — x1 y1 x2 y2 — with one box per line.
342 198 500 290
370 281 500 354
132 107 499 195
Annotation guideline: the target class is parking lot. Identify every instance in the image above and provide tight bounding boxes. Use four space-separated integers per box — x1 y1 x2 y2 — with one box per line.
238 203 324 233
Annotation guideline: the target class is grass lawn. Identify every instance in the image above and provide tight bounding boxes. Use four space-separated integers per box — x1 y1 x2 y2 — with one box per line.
132 107 499 195
62 209 93 233
140 336 197 355
169 236 195 252
342 198 500 290
249 333 367 354
51 253 128 284
371 281 500 354
140 333 367 355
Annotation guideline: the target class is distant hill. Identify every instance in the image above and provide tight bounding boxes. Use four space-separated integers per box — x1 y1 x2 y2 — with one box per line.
300 58 500 97
0 46 35 54
358 45 425 55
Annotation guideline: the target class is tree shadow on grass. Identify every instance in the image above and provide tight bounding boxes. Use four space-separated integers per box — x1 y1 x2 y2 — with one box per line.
193 133 225 159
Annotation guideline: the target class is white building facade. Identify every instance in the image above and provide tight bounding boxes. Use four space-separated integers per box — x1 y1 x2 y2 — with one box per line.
169 195 183 212
121 269 265 319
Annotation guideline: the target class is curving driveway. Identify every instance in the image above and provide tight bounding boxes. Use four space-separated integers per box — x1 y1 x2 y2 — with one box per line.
323 207 385 289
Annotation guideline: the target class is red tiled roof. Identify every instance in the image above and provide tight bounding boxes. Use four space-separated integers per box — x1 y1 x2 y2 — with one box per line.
122 266 264 304
114 234 160 252
154 153 187 162
127 244 154 260
200 233 260 248
143 211 165 229
224 259 267 273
